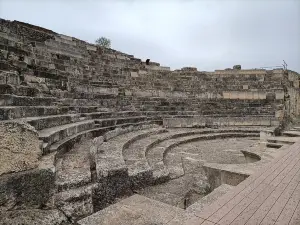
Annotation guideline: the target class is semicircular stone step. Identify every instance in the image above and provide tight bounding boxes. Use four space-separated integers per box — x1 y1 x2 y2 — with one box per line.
147 131 260 180
39 120 95 152
95 127 166 182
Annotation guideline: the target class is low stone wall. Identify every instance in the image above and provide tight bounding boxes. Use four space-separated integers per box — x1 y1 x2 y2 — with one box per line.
163 116 280 128
203 166 249 190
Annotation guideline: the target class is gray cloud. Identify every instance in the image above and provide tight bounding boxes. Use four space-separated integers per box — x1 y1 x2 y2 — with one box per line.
0 0 299 72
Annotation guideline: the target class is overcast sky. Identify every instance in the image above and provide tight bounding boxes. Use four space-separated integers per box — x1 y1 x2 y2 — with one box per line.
0 0 299 72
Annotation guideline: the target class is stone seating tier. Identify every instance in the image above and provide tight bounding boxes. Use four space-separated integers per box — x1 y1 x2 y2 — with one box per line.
0 18 299 224
0 105 102 120
0 18 293 126
94 128 262 192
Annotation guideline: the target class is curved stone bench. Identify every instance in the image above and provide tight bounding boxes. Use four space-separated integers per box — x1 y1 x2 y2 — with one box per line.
163 132 261 176
5 113 149 131
163 116 280 128
95 127 166 182
51 120 161 158
94 127 165 209
39 120 96 153
83 111 143 119
55 151 92 191
54 123 162 219
94 116 148 127
123 129 199 185
120 128 263 185
146 129 262 181
38 115 158 154
122 129 169 188
83 110 200 121
10 113 82 130
54 137 96 221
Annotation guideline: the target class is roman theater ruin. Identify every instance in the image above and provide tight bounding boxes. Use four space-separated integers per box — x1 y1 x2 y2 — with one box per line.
0 19 300 224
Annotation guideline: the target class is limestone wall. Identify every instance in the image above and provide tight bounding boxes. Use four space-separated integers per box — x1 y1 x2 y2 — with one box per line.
0 18 298 121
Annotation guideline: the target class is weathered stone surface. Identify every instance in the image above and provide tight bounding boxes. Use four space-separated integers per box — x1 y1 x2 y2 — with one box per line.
55 185 95 221
0 152 55 210
0 167 55 210
0 121 41 175
186 184 233 214
78 194 200 225
0 209 70 225
93 166 132 211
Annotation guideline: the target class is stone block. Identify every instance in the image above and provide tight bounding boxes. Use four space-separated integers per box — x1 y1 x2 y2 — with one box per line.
130 72 138 77
135 90 152 97
0 156 55 210
54 185 95 221
245 92 253 100
0 121 41 175
181 67 197 71
5 72 19 85
223 91 230 99
138 70 147 75
275 91 284 100
230 91 239 99
124 89 132 96
94 163 132 210
59 34 73 41
24 74 46 83
116 55 127 60
238 91 246 99
86 45 97 51
260 119 271 126
275 110 284 118
203 166 249 190
258 91 267 99
186 184 233 214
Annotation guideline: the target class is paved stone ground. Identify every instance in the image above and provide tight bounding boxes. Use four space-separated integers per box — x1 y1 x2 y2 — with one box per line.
167 137 261 164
